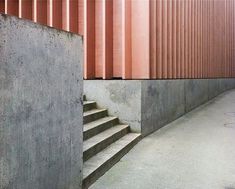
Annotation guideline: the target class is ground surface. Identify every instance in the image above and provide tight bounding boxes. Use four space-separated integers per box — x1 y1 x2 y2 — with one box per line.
90 89 235 189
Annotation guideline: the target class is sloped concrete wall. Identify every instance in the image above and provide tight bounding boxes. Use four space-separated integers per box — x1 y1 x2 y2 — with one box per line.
85 79 235 136
141 80 185 135
0 14 83 189
185 79 209 112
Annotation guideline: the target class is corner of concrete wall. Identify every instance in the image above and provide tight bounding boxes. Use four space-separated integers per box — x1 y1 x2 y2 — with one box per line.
0 14 83 189
140 78 235 136
185 79 209 112
140 80 185 136
208 79 221 100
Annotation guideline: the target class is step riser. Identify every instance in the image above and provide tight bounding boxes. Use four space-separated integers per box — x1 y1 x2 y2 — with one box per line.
83 102 96 112
82 135 141 189
83 127 130 161
83 118 119 141
83 111 107 124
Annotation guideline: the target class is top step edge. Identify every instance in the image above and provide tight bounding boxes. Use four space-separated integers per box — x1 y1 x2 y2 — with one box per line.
83 108 107 116
84 116 118 126
83 101 96 105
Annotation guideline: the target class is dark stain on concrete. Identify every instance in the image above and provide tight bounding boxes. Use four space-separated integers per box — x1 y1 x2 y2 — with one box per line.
147 85 158 97
224 123 235 129
106 83 135 105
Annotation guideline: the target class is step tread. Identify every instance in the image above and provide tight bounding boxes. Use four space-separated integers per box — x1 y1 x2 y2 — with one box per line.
83 133 141 179
83 125 129 152
84 116 118 132
83 109 107 117
83 101 96 105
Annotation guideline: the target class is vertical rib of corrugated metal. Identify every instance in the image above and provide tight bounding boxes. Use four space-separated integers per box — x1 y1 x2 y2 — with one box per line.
162 0 168 79
196 0 199 78
200 0 203 78
69 0 78 33
2 0 235 79
232 0 235 77
84 0 95 79
78 0 83 35
228 0 230 78
62 0 69 31
172 0 177 79
95 0 104 78
167 0 172 79
131 0 150 79
176 0 181 78
231 1 235 77
36 0 48 25
0 0 5 12
224 0 227 77
103 0 113 79
230 0 232 77
188 0 192 78
122 0 132 79
113 0 123 78
20 0 33 20
112 0 132 79
52 0 62 29
150 0 157 79
6 0 19 16
156 0 163 79
184 0 188 78
192 0 195 78
206 0 209 78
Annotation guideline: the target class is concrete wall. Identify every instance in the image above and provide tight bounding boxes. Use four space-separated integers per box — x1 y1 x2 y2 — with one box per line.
84 81 141 133
0 14 83 189
185 79 209 112
141 80 185 135
84 79 235 136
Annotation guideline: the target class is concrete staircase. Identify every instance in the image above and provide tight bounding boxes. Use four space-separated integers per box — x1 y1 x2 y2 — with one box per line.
83 95 141 189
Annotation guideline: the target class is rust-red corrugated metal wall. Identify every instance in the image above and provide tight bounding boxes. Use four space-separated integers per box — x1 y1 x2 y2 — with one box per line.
1 0 235 79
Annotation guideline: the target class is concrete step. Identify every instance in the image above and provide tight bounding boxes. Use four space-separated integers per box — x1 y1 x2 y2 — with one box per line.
83 116 119 141
83 125 130 161
83 109 108 124
83 133 141 189
83 101 96 112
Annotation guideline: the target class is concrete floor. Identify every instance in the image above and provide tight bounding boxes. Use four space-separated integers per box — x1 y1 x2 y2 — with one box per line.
90 89 235 189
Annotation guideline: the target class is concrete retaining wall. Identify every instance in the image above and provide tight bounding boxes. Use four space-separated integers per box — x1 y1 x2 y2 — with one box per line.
84 79 235 136
185 79 209 112
83 81 141 133
141 80 185 135
0 14 83 189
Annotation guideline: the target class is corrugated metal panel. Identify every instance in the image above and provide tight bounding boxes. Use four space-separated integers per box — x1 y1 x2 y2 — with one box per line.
0 0 5 12
1 0 235 79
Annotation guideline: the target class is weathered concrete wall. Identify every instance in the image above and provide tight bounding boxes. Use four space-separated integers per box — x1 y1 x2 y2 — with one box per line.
85 79 235 136
219 78 235 92
208 79 221 99
141 80 185 136
84 80 141 133
185 79 209 112
0 14 83 189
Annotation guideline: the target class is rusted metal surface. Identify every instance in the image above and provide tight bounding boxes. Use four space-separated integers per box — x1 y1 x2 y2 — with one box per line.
1 0 235 79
